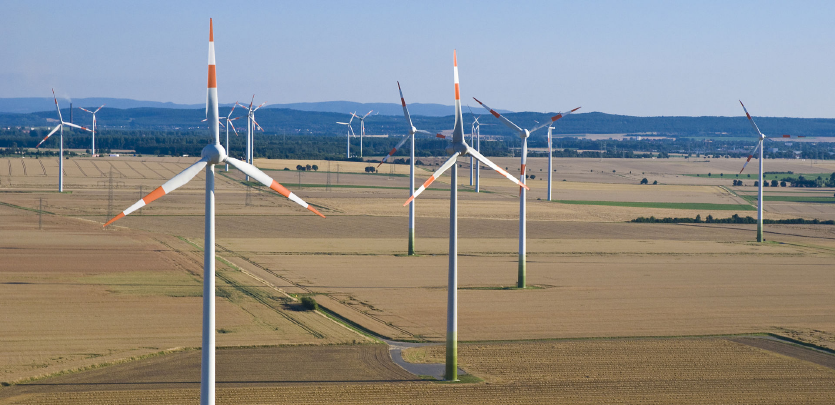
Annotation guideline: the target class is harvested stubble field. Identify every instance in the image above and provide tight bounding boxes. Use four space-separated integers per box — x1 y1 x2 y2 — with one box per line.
1 155 835 402
3 338 835 404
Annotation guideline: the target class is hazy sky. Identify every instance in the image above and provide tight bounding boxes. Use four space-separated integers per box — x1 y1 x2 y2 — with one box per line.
2 1 834 117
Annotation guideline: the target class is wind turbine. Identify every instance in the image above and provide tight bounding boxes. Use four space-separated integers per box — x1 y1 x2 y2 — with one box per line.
737 101 804 242
354 110 373 158
466 106 492 193
36 90 91 192
378 82 445 256
404 51 528 381
222 103 242 172
236 97 266 180
103 20 324 405
474 98 579 288
78 104 105 157
336 112 357 158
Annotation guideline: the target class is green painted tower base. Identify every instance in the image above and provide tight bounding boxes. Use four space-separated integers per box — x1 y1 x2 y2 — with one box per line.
445 332 458 381
517 257 526 289
408 229 415 255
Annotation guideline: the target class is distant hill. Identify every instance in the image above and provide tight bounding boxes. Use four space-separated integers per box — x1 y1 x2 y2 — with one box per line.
0 97 507 117
2 107 835 138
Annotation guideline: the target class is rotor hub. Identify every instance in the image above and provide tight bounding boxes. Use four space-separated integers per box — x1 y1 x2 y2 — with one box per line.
202 143 227 165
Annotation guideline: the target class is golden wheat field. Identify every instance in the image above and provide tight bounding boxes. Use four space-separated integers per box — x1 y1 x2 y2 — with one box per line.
1 155 834 403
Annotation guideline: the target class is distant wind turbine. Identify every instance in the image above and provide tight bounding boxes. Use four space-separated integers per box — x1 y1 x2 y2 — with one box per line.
378 82 444 255
78 104 104 157
336 112 357 158
738 100 804 242
474 98 579 288
354 110 373 158
36 89 91 192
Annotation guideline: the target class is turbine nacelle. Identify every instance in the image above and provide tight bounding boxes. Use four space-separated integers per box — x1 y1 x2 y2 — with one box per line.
522 129 530 139
202 143 227 165
446 142 469 156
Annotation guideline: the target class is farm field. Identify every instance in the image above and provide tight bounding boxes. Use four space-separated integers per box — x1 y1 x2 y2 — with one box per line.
0 155 834 402
2 338 834 404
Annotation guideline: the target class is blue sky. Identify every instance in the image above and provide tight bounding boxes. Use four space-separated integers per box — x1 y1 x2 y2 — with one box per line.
2 0 834 117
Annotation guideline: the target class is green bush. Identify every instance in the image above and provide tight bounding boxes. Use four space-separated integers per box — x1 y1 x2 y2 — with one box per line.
300 296 318 311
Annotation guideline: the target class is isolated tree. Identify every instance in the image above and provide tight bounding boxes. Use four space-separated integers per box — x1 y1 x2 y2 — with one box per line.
296 164 303 171
530 175 536 180
652 180 658 185
312 165 318 171
771 179 778 187
695 214 702 223
754 181 759 187
640 178 648 184
305 164 312 171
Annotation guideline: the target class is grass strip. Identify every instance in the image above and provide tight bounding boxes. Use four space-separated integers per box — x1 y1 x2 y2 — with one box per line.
741 195 835 203
554 200 755 211
0 200 57 215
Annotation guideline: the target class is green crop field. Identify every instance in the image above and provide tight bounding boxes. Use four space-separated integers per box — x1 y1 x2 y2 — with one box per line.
552 200 756 211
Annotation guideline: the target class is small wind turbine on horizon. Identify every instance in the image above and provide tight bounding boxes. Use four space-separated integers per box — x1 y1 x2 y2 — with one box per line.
36 89 91 192
738 101 804 243
404 50 528 381
222 103 242 172
236 96 266 180
78 104 105 157
354 110 374 158
378 82 445 255
474 98 579 289
466 106 492 192
103 20 325 405
336 112 357 158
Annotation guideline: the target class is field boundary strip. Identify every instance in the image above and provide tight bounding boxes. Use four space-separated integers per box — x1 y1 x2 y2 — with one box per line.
0 200 56 215
553 199 756 211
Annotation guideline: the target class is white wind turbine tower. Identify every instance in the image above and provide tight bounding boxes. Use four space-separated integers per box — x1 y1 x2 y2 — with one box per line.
404 51 528 381
466 106 492 193
336 112 357 158
78 104 105 157
222 104 242 172
103 20 324 405
378 82 445 256
354 110 373 158
36 90 91 192
737 101 804 243
236 97 266 180
474 99 579 288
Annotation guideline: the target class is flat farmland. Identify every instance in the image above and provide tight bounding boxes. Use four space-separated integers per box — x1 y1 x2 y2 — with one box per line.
0 205 362 384
4 338 834 404
1 154 835 402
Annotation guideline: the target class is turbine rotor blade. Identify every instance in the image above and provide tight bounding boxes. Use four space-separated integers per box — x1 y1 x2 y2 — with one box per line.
225 157 325 217
472 97 524 136
378 133 411 167
104 158 209 227
94 104 105 114
37 125 62 147
397 81 415 130
739 142 761 174
228 119 239 136
251 117 263 131
467 146 529 190
63 122 91 132
739 100 765 138
79 107 94 114
404 152 461 206
529 107 581 134
252 102 266 112
227 102 238 118
52 89 63 123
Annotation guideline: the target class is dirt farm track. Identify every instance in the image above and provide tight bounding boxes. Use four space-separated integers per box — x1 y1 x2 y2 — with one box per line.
1 155 835 403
